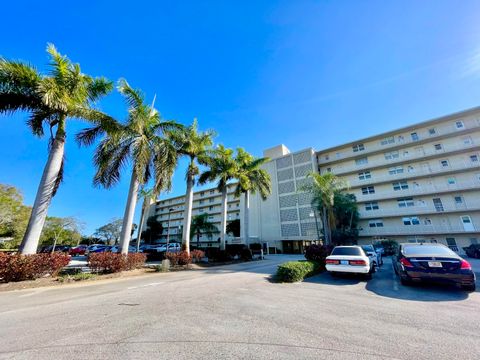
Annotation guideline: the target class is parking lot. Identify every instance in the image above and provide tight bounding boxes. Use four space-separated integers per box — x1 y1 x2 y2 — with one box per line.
0 255 478 359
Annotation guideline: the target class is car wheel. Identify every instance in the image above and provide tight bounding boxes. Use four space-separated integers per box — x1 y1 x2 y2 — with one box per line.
462 284 476 292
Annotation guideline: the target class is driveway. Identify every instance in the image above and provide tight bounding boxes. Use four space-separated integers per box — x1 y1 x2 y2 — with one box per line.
0 255 478 360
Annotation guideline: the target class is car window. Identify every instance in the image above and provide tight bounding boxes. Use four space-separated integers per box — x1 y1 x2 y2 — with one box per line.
403 245 455 256
361 245 374 252
331 247 363 256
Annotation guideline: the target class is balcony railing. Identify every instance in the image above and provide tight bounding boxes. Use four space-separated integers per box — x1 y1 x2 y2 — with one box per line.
359 224 478 236
330 141 480 176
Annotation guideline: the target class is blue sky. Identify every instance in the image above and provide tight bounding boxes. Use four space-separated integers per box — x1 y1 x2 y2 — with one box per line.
1 0 480 234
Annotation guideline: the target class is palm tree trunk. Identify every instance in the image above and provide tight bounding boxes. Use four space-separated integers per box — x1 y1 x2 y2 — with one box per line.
119 171 140 254
136 198 149 253
321 207 330 245
219 186 228 251
20 126 66 255
243 190 250 245
182 172 194 255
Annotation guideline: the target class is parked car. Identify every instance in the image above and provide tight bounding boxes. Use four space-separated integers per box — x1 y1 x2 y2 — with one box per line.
325 246 375 279
145 243 181 254
373 244 385 255
463 244 480 259
392 243 476 291
39 245 71 253
69 245 88 256
86 244 109 254
361 244 383 266
109 245 138 253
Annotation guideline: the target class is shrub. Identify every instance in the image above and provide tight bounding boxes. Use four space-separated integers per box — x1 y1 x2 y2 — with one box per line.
249 243 262 251
58 272 96 282
166 251 191 266
205 248 232 262
379 240 399 256
240 247 253 261
88 253 146 274
0 252 70 282
276 261 320 283
304 244 333 268
190 249 205 263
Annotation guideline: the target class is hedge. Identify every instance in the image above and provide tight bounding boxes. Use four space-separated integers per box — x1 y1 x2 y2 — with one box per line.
276 260 321 283
0 252 70 282
88 253 146 274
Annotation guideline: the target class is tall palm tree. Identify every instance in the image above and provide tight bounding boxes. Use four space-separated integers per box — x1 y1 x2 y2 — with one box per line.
0 44 113 254
234 148 271 245
303 172 347 245
190 213 218 248
77 79 180 254
135 187 155 252
199 145 237 250
167 119 214 254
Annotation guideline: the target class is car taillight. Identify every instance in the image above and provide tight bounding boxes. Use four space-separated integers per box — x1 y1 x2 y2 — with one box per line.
460 260 472 270
326 259 339 265
400 258 413 268
349 260 366 266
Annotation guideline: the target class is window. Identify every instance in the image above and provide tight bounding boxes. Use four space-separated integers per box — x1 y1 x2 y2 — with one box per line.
433 198 444 212
411 132 419 141
208 216 214 220
454 196 464 205
407 165 415 173
326 167 332 173
199 200 204 204
455 121 464 129
447 177 456 185
368 219 384 228
200 192 204 197
210 190 215 194
209 206 214 210
428 128 436 135
424 218 432 225
403 150 409 157
365 202 379 211
384 151 400 160
440 159 449 167
403 216 420 225
361 186 375 194
335 152 341 158
358 171 371 180
470 155 479 163
236 203 240 207
392 181 408 191
446 237 458 252
388 166 404 175
380 136 395 146
434 143 443 150
397 198 414 208
355 157 368 165
324 155 329 160
209 198 214 203
199 208 204 213
352 143 365 152
463 136 473 145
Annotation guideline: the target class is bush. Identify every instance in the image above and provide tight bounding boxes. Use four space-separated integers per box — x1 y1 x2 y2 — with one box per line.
304 244 333 268
58 272 96 282
379 240 399 256
0 252 70 282
88 253 146 273
276 261 320 283
190 249 205 263
240 247 253 261
205 248 232 262
166 251 191 266
249 243 262 251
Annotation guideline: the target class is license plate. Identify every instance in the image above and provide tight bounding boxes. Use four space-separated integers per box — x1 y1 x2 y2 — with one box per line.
428 261 442 268
341 260 349 265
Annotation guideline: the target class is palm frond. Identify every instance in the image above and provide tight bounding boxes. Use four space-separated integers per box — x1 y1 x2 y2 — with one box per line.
117 78 145 110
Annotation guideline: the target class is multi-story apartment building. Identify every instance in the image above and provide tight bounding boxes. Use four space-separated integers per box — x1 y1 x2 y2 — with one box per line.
144 183 242 246
145 107 480 254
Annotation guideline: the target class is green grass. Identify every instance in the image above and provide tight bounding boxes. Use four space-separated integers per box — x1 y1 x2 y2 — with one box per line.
57 272 96 283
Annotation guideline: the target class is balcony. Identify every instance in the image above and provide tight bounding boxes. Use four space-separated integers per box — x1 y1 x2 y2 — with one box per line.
347 161 480 188
330 141 480 176
356 180 480 203
318 120 480 166
359 224 478 237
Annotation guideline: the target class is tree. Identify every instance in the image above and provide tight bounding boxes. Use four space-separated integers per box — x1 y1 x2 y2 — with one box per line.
77 79 180 254
332 192 359 245
190 213 218 248
141 216 164 244
303 172 347 245
234 148 271 245
40 216 84 251
94 218 123 245
167 119 214 254
199 145 237 250
0 184 31 248
0 44 113 254
226 219 240 237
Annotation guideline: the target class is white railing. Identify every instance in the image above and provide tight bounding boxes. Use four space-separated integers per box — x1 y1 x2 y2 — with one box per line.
331 141 480 176
319 122 480 165
347 161 480 188
359 224 477 236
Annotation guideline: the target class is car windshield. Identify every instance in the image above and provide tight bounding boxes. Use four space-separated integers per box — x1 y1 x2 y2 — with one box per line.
403 245 456 256
331 247 363 256
361 245 374 252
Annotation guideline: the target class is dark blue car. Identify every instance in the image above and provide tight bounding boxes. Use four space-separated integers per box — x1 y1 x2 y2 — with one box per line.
393 243 476 291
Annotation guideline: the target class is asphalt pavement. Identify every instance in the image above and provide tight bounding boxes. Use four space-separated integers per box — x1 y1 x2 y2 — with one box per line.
0 255 478 360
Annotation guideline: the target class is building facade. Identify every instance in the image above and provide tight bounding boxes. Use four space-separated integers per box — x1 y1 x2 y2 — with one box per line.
145 107 480 254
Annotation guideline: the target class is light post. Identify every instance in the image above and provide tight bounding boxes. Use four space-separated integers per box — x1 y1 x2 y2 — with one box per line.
165 208 174 254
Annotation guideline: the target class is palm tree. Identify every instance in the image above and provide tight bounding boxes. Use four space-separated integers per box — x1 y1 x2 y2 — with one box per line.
77 79 180 254
190 213 218 248
0 44 113 254
303 172 347 245
167 119 214 254
199 145 237 250
234 148 271 245
135 187 155 252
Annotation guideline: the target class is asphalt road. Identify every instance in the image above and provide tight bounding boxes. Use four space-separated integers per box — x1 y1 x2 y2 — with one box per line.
0 255 479 360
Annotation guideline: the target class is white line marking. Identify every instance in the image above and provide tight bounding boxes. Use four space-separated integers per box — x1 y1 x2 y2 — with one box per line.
127 282 163 290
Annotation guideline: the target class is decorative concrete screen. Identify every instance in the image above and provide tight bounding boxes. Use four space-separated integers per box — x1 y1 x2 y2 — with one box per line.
280 208 299 222
279 194 298 208
293 150 312 165
295 177 313 191
276 156 293 169
301 222 318 237
278 181 295 194
294 163 314 178
281 223 300 237
297 192 314 206
299 207 315 220
277 168 294 182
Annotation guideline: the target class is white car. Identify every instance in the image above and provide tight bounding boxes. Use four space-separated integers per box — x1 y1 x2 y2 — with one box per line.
148 243 181 253
326 246 375 279
361 244 383 266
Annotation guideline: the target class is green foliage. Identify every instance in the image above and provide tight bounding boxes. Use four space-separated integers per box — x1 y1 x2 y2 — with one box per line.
191 213 218 240
141 216 164 243
234 148 271 200
331 192 359 245
198 145 237 191
94 218 123 245
276 261 321 283
58 272 96 283
379 240 399 256
40 216 83 247
0 184 31 248
226 219 240 237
